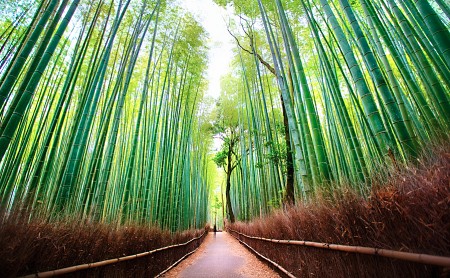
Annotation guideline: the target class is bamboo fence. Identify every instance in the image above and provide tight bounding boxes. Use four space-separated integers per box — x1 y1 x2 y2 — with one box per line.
229 229 450 267
21 230 207 277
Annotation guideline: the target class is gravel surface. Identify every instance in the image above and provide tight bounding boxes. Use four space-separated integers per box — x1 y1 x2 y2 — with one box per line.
162 232 280 278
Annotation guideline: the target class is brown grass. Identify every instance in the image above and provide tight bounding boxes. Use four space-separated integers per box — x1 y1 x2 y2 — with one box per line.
229 143 450 277
0 217 208 277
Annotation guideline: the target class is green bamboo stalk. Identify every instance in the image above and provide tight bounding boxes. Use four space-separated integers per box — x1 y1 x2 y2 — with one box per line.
0 0 80 161
0 0 59 110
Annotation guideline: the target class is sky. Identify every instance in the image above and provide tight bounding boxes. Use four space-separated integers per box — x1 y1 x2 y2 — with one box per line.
176 0 235 99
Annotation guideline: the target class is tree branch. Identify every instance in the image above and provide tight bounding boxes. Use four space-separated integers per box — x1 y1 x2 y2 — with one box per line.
226 22 276 75
254 52 276 75
231 159 240 171
226 25 254 56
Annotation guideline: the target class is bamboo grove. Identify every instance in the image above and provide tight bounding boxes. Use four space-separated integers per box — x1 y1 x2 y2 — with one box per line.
0 0 210 231
213 0 450 221
1 0 449 228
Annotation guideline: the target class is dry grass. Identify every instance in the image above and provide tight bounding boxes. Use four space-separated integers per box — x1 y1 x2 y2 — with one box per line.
0 217 207 277
230 143 450 277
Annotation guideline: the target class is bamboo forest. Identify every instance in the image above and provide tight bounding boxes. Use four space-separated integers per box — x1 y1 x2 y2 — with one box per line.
0 0 449 277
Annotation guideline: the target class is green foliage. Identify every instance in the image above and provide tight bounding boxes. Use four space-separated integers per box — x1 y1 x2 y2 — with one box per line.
212 195 222 210
267 189 283 209
0 0 36 20
213 149 228 168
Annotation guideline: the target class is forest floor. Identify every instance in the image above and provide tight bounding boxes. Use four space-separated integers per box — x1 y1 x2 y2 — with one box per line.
162 231 280 278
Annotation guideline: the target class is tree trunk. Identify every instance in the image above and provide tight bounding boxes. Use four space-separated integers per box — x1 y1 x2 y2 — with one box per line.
226 145 235 223
281 95 295 206
225 171 235 223
250 46 295 205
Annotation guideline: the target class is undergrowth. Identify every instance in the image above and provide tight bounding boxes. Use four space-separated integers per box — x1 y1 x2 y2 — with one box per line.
229 142 450 277
0 217 207 277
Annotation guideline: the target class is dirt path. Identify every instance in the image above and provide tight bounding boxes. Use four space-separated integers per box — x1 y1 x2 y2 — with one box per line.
162 232 280 278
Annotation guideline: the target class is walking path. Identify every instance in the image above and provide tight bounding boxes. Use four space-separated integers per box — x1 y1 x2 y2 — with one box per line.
162 232 280 278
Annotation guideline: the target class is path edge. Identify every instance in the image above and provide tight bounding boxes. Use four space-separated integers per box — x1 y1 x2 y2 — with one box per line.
228 230 296 278
155 247 200 277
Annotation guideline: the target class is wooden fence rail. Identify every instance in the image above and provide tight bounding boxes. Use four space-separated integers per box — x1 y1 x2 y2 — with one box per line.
228 229 450 267
21 230 207 278
229 231 296 278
